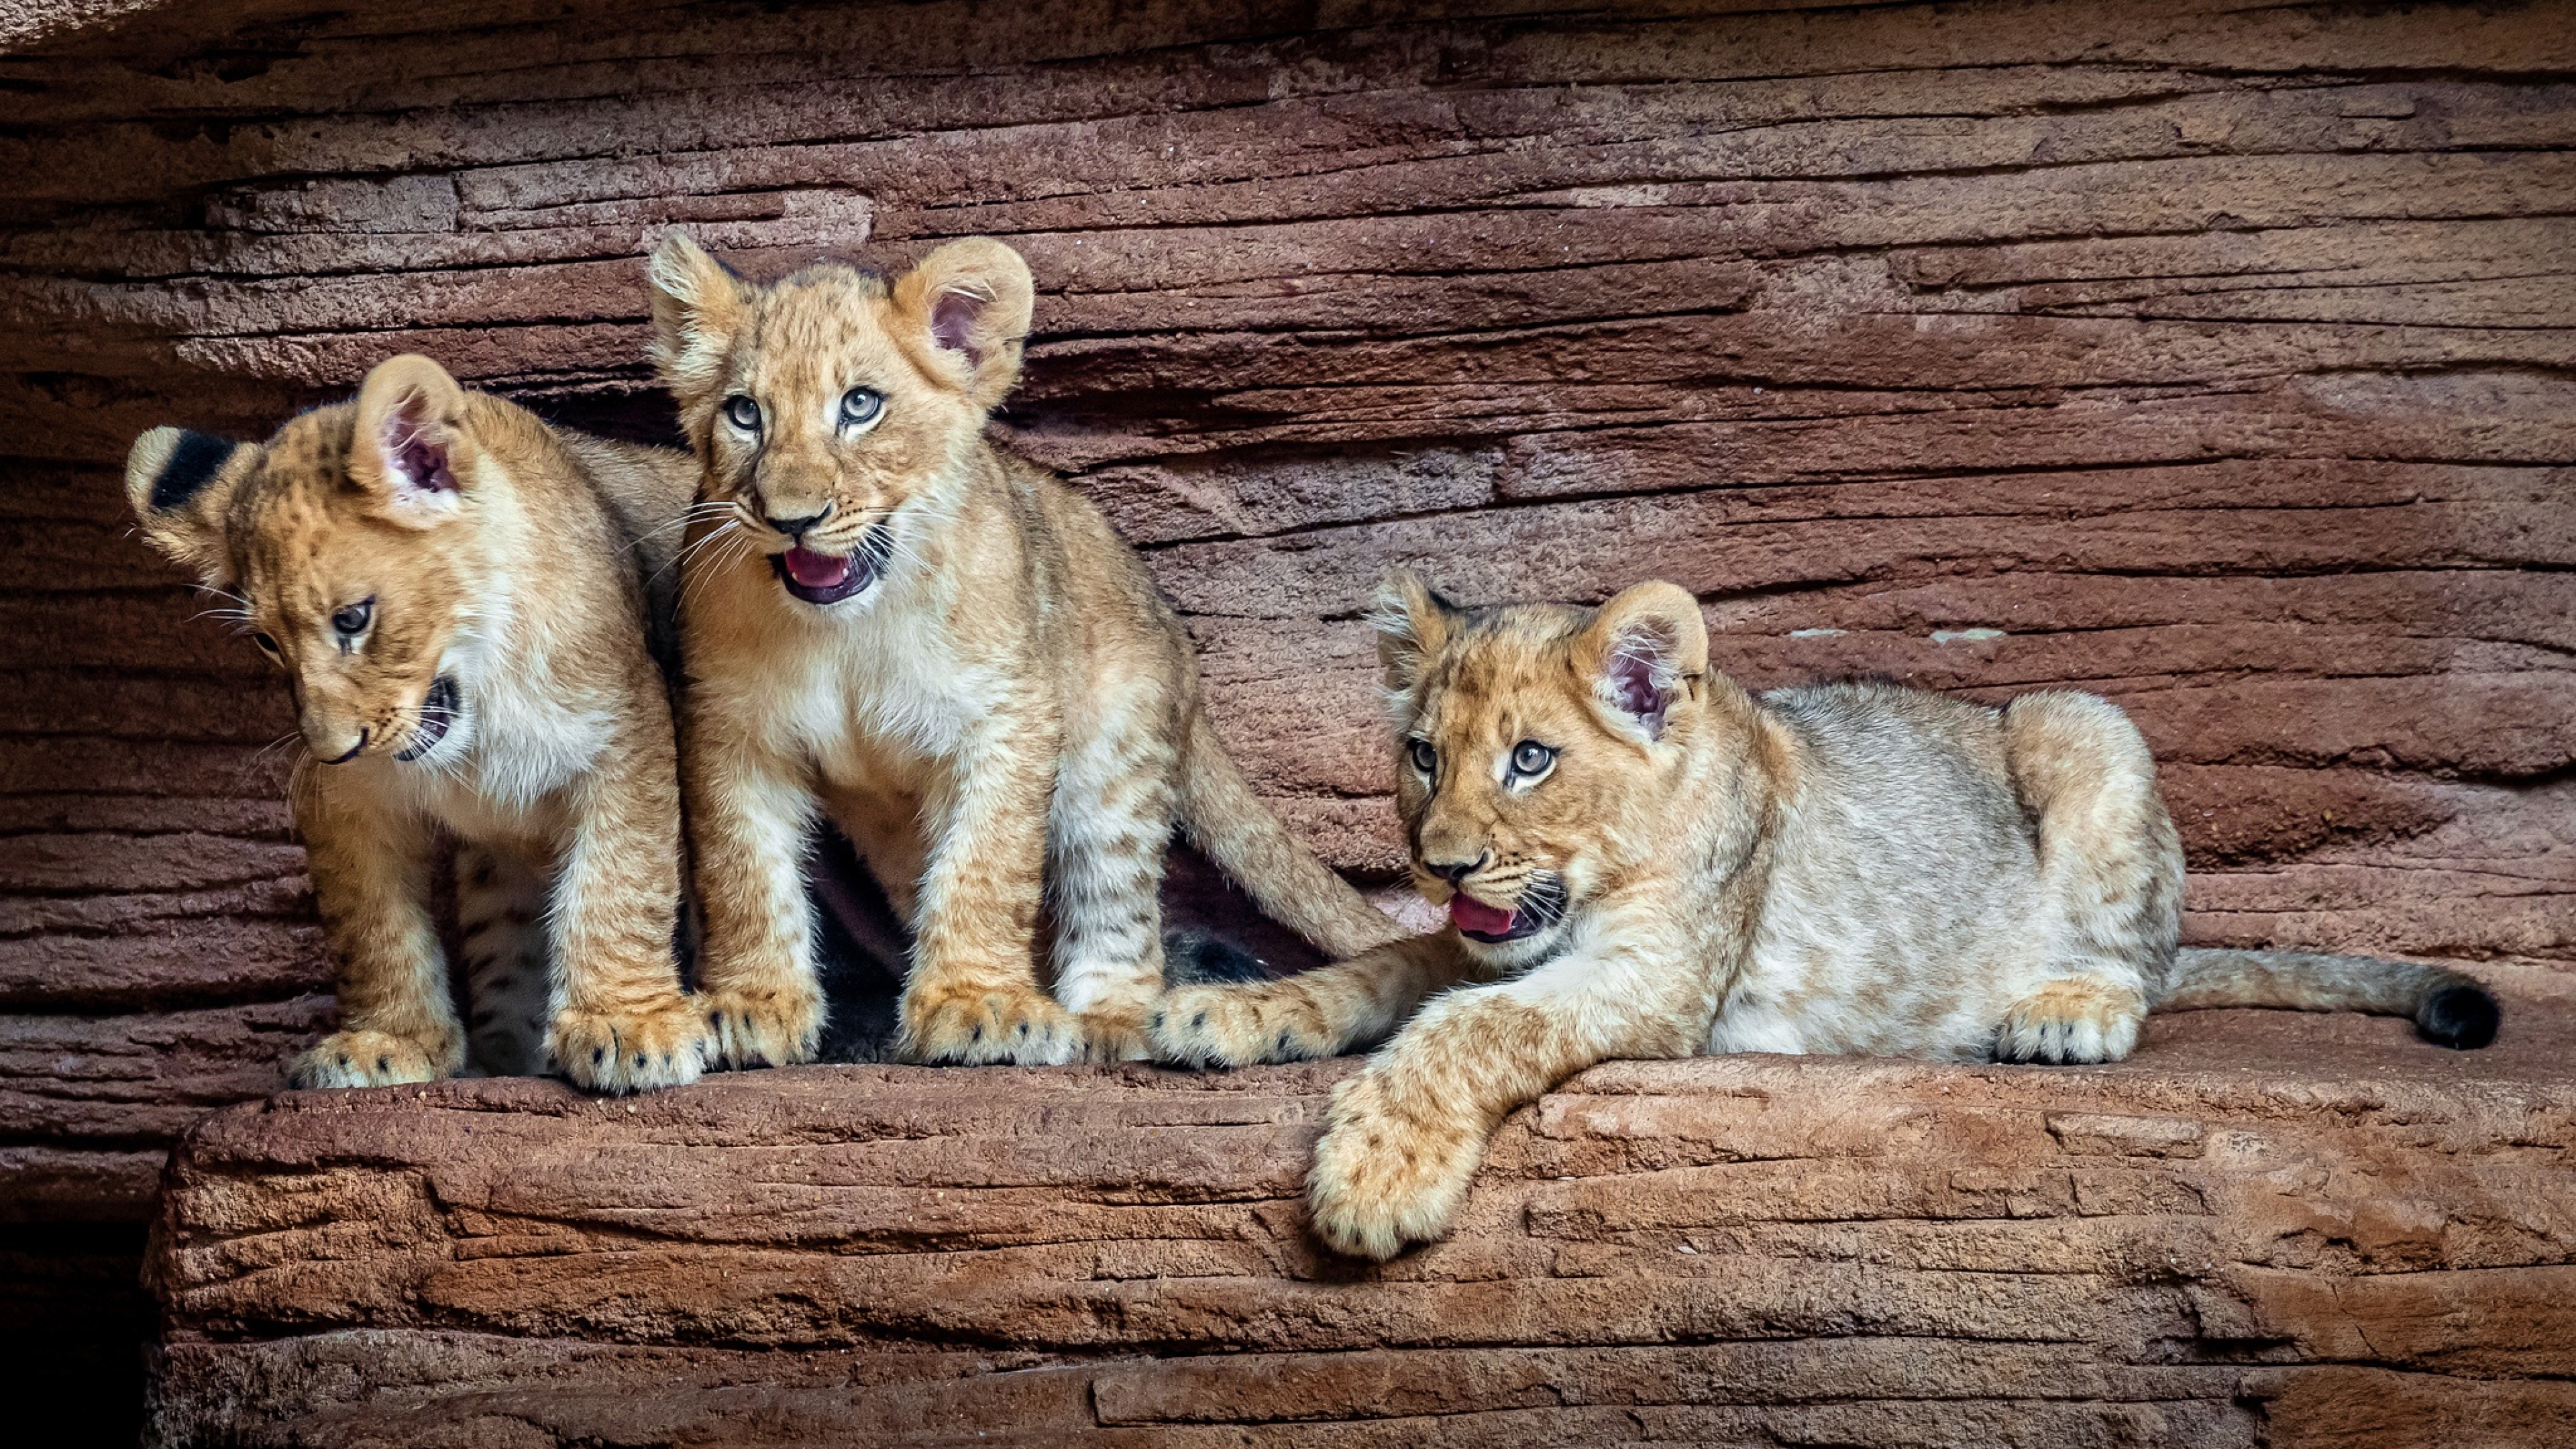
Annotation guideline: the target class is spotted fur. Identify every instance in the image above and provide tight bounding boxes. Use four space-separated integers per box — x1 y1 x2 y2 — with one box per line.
125 355 706 1094
1152 572 2502 1258
648 232 1406 1068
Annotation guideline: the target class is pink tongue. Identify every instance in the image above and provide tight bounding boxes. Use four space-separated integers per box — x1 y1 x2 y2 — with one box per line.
1449 895 1517 936
783 547 852 589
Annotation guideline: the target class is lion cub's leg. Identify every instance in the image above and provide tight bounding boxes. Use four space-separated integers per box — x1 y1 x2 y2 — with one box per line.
1046 728 1181 1063
1150 934 1479 1068
1994 692 2182 1066
690 729 828 1070
288 777 466 1089
455 844 551 1077
898 706 1083 1067
544 729 707 1093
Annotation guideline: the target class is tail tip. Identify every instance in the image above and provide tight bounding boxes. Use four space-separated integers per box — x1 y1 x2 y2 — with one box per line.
2417 982 2501 1051
1163 929 1271 987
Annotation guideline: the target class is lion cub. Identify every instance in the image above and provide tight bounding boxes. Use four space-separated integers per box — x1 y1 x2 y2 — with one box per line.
127 354 706 1093
1153 572 2504 1258
647 232 1405 1067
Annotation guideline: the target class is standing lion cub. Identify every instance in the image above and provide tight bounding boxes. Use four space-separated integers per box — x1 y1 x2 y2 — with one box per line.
648 232 1405 1068
127 354 706 1093
1152 572 2504 1258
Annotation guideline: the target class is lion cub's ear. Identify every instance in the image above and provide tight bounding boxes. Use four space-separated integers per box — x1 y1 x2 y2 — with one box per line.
894 237 1034 410
1577 582 1708 742
1369 568 1462 694
350 354 476 529
647 230 751 410
126 426 256 587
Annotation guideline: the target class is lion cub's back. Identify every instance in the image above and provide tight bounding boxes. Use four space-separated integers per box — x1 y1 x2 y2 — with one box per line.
1737 680 2049 1053
557 432 698 664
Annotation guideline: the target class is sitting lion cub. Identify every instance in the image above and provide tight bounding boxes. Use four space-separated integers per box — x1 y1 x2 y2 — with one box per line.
127 354 706 1093
1152 572 2504 1258
646 232 1405 1068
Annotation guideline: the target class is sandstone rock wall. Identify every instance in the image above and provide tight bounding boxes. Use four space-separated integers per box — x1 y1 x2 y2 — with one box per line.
1 0 2572 1437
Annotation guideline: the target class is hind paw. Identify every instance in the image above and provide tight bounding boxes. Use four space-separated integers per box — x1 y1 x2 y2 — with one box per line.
701 985 824 1070
288 1029 458 1089
1996 978 2145 1065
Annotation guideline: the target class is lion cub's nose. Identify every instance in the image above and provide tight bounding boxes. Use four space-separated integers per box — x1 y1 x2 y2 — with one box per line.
1424 853 1489 884
767 507 832 540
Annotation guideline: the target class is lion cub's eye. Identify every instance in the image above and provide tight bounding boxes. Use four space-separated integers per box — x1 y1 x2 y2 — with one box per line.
1509 740 1556 778
840 387 883 427
250 631 282 659
331 598 373 637
722 396 761 432
1407 739 1438 775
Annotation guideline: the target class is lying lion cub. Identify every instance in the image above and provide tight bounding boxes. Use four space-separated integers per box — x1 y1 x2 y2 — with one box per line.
1152 572 2503 1258
647 232 1405 1068
127 354 706 1093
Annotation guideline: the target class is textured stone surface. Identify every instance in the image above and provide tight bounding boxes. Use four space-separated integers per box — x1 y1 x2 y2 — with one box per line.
0 0 2571 1439
147 979 2576 1445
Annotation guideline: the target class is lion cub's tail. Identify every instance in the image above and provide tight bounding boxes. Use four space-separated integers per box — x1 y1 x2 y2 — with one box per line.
2162 947 2500 1050
1177 714 1409 961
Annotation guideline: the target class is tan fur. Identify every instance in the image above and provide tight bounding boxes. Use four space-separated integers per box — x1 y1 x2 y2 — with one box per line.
126 355 704 1094
648 232 1403 1068
1153 572 2498 1258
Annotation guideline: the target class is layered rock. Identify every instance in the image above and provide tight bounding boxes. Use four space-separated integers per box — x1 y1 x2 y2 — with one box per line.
149 984 2576 1444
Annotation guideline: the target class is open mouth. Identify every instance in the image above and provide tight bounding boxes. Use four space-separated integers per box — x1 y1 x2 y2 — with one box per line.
772 521 893 606
396 676 459 761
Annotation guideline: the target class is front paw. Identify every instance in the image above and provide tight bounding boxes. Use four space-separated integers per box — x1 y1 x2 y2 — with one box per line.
551 998 710 1093
1306 1067 1490 1260
1149 980 1339 1068
901 981 1080 1066
700 985 824 1069
288 1029 455 1089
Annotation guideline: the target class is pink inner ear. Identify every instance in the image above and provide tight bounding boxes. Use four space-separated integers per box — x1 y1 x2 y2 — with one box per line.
929 288 985 363
1606 635 1672 737
381 397 456 495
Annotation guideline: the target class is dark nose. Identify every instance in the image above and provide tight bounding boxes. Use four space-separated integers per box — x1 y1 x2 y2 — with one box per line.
767 507 832 540
1424 852 1488 884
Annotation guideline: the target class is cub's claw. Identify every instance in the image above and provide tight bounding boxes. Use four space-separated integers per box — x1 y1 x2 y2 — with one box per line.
901 983 1079 1066
700 985 825 1070
288 1028 455 1089
550 998 710 1093
1148 981 1340 1068
1305 1067 1488 1260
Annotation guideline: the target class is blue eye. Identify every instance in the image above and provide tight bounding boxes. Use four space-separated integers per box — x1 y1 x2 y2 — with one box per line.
332 598 372 637
1509 740 1556 777
1407 739 1437 774
841 387 883 426
722 396 761 431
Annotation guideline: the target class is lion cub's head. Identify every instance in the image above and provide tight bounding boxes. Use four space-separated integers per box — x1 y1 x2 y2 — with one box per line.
126 355 498 767
646 231 1034 608
1374 572 1715 969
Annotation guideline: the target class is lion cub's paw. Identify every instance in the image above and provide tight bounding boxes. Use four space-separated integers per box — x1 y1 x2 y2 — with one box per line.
1149 981 1338 1068
1077 1003 1157 1064
551 998 710 1093
288 1029 454 1089
1996 977 2146 1065
701 985 824 1070
902 982 1081 1066
1305 1068 1489 1261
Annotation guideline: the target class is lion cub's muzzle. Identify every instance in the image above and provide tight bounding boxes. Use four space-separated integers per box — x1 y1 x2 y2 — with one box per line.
772 519 896 606
1444 871 1569 944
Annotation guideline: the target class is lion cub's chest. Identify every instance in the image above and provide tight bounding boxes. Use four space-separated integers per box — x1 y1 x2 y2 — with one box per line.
768 600 994 798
